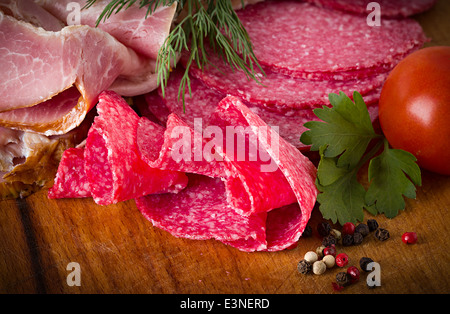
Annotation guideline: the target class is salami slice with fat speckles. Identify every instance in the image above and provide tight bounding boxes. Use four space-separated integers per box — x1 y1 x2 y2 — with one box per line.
305 0 437 18
136 96 318 251
84 91 188 205
184 49 388 111
136 174 268 251
48 147 90 199
149 68 380 150
236 0 428 80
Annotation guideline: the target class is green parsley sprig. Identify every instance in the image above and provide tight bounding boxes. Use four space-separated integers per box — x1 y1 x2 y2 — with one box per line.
84 0 264 107
301 91 422 225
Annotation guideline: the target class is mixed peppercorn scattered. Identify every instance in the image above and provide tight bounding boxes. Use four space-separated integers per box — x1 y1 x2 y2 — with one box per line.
296 218 406 291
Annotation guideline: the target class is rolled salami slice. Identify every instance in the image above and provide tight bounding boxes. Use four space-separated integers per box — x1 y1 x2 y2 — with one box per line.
48 147 90 199
84 91 188 205
136 174 268 252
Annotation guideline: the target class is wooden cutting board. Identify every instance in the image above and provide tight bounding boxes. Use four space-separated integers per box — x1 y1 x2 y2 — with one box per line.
1 0 449 294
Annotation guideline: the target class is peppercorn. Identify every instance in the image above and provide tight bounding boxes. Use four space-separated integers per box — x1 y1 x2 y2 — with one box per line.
336 253 349 267
353 232 363 245
330 229 342 242
304 251 318 263
359 257 374 272
322 255 335 269
342 222 355 235
375 228 390 241
342 234 354 246
302 225 313 237
336 272 351 286
355 223 369 237
322 234 337 247
323 245 336 257
317 221 332 237
402 232 418 244
367 219 379 232
347 266 360 283
316 246 326 258
312 260 327 275
297 259 312 275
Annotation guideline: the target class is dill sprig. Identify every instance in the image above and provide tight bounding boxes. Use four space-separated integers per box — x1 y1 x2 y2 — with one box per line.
84 0 264 107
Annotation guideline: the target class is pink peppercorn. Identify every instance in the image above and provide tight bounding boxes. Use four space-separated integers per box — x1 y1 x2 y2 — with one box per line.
347 266 360 283
323 245 337 257
342 222 355 235
402 232 418 244
336 253 349 267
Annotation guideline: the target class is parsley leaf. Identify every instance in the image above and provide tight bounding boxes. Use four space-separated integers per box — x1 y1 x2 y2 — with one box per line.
366 140 422 218
301 91 381 169
301 91 422 224
316 146 367 223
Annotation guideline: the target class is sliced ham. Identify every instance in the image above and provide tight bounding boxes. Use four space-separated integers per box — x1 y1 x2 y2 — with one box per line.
0 12 156 134
36 0 177 61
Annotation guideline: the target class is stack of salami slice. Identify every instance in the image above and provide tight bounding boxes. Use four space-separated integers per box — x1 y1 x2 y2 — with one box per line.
167 0 428 149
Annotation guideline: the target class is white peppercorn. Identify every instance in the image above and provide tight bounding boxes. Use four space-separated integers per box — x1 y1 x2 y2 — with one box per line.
304 251 318 263
312 260 327 275
322 254 335 269
316 246 326 258
330 228 342 242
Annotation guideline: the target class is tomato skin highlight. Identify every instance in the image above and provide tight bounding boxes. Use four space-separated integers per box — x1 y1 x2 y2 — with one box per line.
379 46 450 176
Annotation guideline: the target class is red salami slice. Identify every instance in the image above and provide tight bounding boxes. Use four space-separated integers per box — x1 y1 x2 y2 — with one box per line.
48 147 90 199
305 0 437 18
185 50 388 111
222 202 304 252
236 0 428 79
137 114 227 178
136 174 268 252
136 96 318 251
214 96 318 223
151 67 380 150
84 91 188 205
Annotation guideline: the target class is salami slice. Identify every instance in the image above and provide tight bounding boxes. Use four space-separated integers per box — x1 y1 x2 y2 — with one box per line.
136 96 318 251
305 0 437 18
137 114 227 178
136 174 268 251
152 67 380 149
184 50 388 111
236 0 428 79
48 147 90 199
84 91 188 205
214 96 318 224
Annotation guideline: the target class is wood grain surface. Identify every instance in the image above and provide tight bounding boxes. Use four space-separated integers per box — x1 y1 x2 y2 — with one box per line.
1 0 449 294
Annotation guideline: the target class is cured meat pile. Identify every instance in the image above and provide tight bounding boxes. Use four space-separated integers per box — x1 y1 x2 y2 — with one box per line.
3 0 434 251
49 91 318 252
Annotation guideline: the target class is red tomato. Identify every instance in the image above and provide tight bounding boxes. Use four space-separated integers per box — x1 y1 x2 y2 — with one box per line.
379 46 450 176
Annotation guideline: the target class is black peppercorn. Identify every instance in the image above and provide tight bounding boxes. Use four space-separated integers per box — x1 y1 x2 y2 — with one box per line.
355 223 369 237
342 234 353 246
302 225 312 237
367 219 379 232
317 221 332 237
336 272 351 286
353 231 364 245
297 259 312 275
359 257 374 272
375 228 390 241
322 234 337 247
